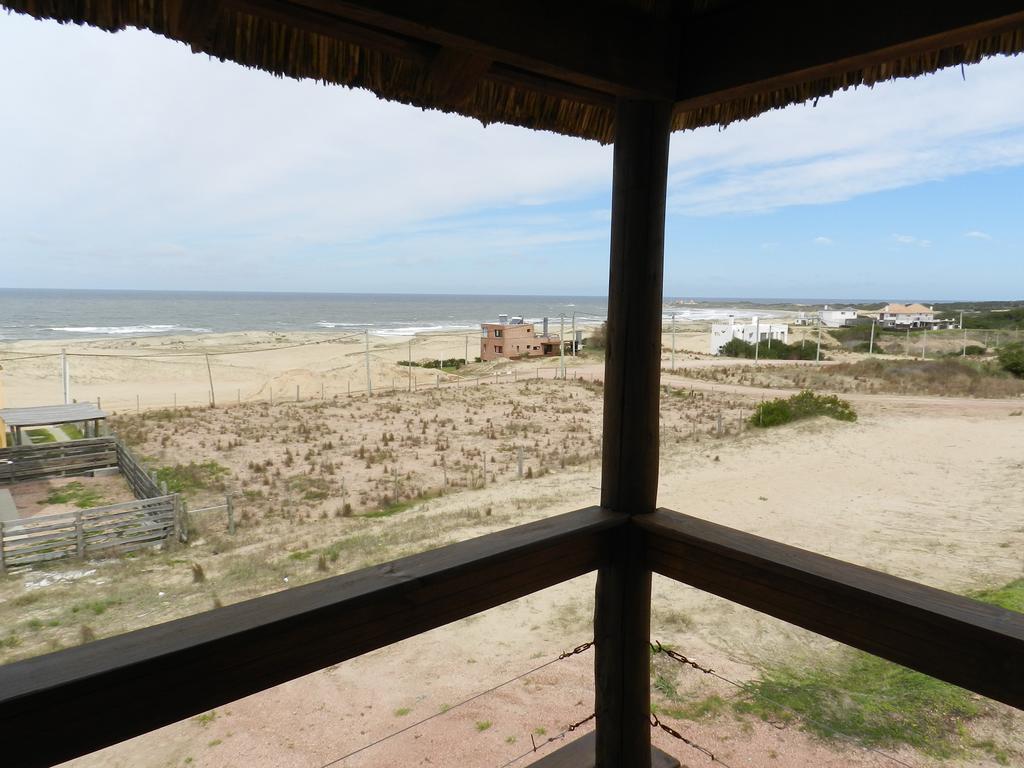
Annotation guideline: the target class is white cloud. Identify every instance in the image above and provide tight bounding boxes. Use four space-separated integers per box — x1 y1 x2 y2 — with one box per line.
3 11 1024 293
0 15 610 262
668 55 1024 216
892 234 932 247
964 230 993 239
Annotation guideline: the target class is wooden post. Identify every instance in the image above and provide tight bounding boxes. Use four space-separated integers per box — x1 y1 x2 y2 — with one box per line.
206 354 216 408
226 493 235 535
595 98 670 768
171 496 181 545
178 499 188 544
75 511 85 559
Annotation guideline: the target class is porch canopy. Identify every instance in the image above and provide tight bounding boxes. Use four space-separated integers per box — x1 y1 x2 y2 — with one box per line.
2 3 1024 768
5 1 1023 142
0 403 107 428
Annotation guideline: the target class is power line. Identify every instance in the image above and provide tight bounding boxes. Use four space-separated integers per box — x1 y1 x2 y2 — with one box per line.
0 353 62 363
315 641 593 768
495 712 596 768
649 712 742 768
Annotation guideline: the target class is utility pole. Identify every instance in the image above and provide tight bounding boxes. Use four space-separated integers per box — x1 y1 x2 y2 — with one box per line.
906 327 911 356
364 330 372 395
815 319 822 363
869 320 875 355
670 313 676 371
559 314 566 379
754 317 760 363
572 312 577 357
963 326 968 357
61 348 70 405
922 329 927 360
205 354 216 408
0 363 7 448
408 338 413 392
959 310 964 330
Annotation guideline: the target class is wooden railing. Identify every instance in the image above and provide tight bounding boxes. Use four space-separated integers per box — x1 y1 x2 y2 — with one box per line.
0 496 178 573
0 438 117 485
0 506 1020 768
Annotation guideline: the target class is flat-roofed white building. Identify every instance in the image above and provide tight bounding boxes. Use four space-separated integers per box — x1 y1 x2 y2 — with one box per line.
710 317 789 355
819 305 859 327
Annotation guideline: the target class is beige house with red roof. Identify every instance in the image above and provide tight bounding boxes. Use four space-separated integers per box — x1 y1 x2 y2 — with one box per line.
875 303 943 329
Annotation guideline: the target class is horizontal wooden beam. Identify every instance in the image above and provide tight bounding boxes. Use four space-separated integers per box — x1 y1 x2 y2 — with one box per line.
676 2 1024 111
639 508 1024 709
221 0 434 62
295 0 676 99
220 0 625 108
0 506 624 768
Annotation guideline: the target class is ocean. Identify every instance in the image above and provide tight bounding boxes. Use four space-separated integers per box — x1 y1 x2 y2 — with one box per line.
0 289 796 342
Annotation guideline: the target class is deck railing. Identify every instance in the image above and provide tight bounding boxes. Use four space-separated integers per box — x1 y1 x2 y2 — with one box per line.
1 505 1020 767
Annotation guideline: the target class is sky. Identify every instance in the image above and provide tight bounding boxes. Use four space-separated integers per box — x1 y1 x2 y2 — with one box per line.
1 12 1023 300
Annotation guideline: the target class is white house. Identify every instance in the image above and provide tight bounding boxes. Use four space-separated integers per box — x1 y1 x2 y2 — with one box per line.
876 303 938 328
818 305 859 328
710 317 789 355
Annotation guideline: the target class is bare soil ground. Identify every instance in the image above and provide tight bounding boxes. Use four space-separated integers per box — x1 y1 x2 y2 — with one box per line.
9 474 137 518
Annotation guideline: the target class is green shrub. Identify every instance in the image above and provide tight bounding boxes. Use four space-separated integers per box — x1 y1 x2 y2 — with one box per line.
156 461 228 494
25 428 56 444
737 652 980 757
828 323 877 346
751 391 857 428
720 337 817 361
587 322 608 350
997 343 1024 378
959 306 1024 329
44 482 106 509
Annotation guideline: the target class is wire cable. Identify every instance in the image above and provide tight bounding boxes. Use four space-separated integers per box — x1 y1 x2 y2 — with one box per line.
316 642 593 768
650 641 917 768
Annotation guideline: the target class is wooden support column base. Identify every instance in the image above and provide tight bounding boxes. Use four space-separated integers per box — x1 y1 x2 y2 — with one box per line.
532 732 679 768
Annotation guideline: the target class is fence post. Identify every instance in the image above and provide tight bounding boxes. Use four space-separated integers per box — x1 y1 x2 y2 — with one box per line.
75 511 85 559
171 496 183 545
226 493 235 535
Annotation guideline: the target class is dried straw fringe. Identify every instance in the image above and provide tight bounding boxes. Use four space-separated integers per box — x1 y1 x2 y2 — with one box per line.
5 0 1023 143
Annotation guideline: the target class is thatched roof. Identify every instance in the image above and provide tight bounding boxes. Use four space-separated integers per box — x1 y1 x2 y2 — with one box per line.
4 0 1024 143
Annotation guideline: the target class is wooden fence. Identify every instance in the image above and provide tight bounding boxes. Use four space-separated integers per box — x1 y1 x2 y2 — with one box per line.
0 437 183 571
0 438 117 485
0 495 178 572
114 439 162 498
